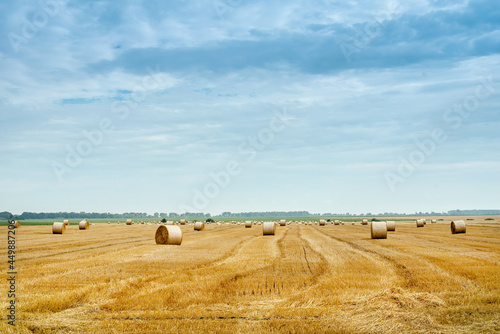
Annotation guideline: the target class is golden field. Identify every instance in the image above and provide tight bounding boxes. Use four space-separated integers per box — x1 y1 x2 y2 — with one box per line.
1 216 499 333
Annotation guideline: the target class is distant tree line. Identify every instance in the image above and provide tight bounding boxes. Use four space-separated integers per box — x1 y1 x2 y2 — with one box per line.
1 211 153 220
216 211 312 218
1 209 498 220
447 209 500 215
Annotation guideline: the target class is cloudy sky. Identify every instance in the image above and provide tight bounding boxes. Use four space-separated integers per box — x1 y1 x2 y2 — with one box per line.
1 0 499 215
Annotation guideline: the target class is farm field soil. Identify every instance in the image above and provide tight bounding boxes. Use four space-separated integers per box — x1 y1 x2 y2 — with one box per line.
1 218 499 333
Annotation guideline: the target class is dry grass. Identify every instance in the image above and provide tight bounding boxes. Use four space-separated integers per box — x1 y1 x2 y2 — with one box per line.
1 216 499 333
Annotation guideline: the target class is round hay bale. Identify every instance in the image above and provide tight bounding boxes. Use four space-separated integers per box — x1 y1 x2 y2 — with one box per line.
279 219 286 226
416 219 425 227
63 219 70 226
361 219 368 225
194 222 205 231
431 219 437 224
14 220 21 228
262 222 276 235
334 220 340 225
386 221 396 231
79 219 89 230
126 219 133 225
451 220 466 234
371 221 387 239
166 221 174 225
52 222 65 234
180 219 187 225
319 219 326 226
155 225 182 245
245 221 252 228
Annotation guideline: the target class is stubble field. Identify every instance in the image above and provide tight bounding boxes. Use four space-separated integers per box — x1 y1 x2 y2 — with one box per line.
1 216 499 333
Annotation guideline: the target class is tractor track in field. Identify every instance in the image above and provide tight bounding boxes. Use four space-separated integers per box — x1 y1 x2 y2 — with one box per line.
22 226 259 290
261 225 329 296
399 228 500 246
18 238 153 262
297 226 328 281
19 225 246 263
26 229 264 302
277 225 328 279
215 226 290 291
277 227 290 258
16 231 148 253
302 245 314 275
311 225 418 288
94 227 285 303
215 224 329 297
16 224 235 255
190 233 259 271
233 225 331 302
312 226 479 289
117 229 262 288
386 231 500 266
16 234 148 254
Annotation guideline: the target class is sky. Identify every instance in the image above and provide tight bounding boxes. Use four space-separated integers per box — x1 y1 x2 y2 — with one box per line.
1 0 499 216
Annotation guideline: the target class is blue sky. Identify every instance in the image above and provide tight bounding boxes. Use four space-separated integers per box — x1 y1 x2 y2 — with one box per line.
1 0 499 215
